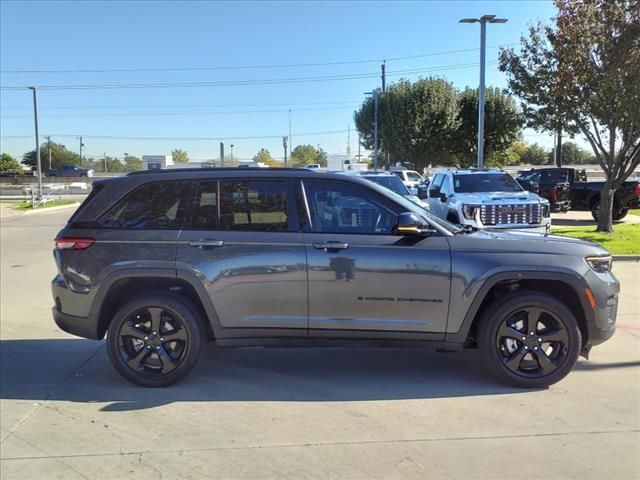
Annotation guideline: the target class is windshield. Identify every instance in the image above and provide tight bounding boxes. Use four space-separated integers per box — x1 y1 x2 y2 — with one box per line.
363 180 459 234
406 171 423 181
364 175 410 196
453 173 523 193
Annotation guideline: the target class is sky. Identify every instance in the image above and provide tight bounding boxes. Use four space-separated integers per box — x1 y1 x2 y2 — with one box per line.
1 0 558 163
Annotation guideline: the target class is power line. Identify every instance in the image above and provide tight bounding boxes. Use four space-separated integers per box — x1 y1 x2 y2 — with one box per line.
1 129 350 141
0 44 515 74
0 61 498 91
0 105 360 119
0 100 361 111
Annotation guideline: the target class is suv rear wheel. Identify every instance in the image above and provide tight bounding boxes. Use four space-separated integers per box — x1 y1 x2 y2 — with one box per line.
106 293 204 387
478 291 581 388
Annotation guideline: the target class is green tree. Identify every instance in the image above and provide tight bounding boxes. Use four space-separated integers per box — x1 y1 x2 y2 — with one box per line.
500 0 640 232
521 143 550 165
354 77 459 169
22 141 80 169
95 156 126 173
171 148 189 163
124 155 143 172
0 153 21 172
253 148 274 164
550 141 594 165
452 87 524 167
291 144 326 167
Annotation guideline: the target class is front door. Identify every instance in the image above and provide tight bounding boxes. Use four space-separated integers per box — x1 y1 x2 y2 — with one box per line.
176 179 307 336
300 179 451 337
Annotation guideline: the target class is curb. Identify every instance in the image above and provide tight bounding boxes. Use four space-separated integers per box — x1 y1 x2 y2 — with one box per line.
612 255 640 261
21 202 80 215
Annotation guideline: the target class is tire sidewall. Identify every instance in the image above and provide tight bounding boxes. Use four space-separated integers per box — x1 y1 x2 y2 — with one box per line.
106 293 203 387
478 292 581 388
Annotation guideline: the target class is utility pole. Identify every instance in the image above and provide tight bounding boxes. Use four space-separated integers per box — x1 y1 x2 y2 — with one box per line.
104 152 107 173
460 15 508 169
288 109 292 157
28 87 43 199
230 144 234 162
283 136 288 166
556 128 563 167
220 142 224 167
373 90 379 171
79 136 84 166
47 135 52 170
381 61 386 92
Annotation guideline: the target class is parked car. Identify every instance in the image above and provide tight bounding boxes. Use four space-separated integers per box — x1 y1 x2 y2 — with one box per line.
338 170 429 209
52 167 617 388
46 165 94 177
304 164 322 170
390 168 427 195
517 167 640 221
426 169 551 234
515 169 572 212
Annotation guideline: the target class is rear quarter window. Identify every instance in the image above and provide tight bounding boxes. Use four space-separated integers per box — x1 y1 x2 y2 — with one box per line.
98 181 193 229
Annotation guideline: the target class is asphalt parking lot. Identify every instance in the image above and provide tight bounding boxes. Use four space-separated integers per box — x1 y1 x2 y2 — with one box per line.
1 208 639 480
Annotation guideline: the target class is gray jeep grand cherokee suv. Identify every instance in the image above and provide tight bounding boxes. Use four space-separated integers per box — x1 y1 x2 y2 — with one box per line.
52 168 619 388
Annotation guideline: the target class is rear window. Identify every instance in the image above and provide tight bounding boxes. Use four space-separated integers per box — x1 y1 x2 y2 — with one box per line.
98 181 193 229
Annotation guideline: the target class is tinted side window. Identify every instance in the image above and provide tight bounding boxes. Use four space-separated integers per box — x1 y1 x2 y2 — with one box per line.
220 180 288 232
430 174 444 194
191 181 218 230
99 181 192 229
303 180 397 234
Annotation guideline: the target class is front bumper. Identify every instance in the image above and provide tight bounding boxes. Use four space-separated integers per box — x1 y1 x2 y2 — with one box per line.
584 270 619 347
551 200 571 212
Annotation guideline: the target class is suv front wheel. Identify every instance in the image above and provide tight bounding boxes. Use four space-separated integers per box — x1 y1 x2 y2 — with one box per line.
106 294 204 387
478 291 581 388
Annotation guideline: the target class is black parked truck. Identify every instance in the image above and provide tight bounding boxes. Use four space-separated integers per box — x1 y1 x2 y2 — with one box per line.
517 167 640 221
516 169 572 212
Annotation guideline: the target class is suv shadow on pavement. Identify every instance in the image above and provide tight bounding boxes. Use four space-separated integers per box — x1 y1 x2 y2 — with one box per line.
0 339 531 412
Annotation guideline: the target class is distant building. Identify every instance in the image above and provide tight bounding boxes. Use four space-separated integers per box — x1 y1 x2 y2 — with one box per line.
142 155 174 170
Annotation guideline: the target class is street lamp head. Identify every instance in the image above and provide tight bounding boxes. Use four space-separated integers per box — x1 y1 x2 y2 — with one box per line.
480 15 497 21
489 18 508 23
459 18 478 23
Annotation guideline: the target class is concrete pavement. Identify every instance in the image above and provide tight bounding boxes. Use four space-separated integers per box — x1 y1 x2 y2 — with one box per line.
1 210 639 479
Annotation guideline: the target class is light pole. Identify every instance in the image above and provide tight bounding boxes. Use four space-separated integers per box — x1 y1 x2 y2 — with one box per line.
364 89 380 171
78 136 85 166
28 87 43 199
460 14 507 168
230 144 234 162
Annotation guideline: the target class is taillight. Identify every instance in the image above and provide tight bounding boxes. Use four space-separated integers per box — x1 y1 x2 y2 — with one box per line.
55 237 94 250
633 183 640 198
550 186 558 202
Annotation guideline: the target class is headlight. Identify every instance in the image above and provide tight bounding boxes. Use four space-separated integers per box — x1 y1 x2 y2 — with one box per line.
585 256 612 273
541 203 550 218
462 204 480 219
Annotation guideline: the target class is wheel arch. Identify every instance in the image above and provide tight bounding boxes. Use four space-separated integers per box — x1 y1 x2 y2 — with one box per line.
90 269 219 340
446 271 593 350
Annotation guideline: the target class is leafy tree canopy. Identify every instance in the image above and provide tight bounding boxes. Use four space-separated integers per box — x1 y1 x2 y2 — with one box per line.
0 153 21 172
171 148 189 163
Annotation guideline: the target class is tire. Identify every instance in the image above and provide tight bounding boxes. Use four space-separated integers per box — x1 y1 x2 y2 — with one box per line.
613 209 628 221
447 211 461 224
591 201 600 221
106 293 204 387
477 291 581 388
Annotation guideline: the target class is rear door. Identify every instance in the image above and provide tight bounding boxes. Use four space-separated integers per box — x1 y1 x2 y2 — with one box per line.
176 178 308 336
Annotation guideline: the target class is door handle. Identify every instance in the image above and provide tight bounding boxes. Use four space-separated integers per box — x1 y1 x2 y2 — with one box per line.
312 242 349 251
189 239 224 248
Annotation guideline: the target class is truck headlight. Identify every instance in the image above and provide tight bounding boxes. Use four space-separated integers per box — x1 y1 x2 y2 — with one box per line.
585 256 612 273
541 203 550 217
462 204 480 219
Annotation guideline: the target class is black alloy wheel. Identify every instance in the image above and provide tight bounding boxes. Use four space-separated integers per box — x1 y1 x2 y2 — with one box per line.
107 294 204 387
478 291 581 388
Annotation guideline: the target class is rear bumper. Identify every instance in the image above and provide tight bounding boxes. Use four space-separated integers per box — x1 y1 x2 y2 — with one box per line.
52 274 100 339
53 307 100 340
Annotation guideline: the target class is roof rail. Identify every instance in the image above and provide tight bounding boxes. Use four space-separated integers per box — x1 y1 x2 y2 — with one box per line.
127 167 310 176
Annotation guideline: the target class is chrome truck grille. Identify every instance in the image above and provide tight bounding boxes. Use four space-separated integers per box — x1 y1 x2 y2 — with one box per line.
480 204 541 226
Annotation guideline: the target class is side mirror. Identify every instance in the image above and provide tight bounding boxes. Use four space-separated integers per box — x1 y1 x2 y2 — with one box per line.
439 193 448 203
428 188 439 198
417 185 428 199
394 212 435 237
